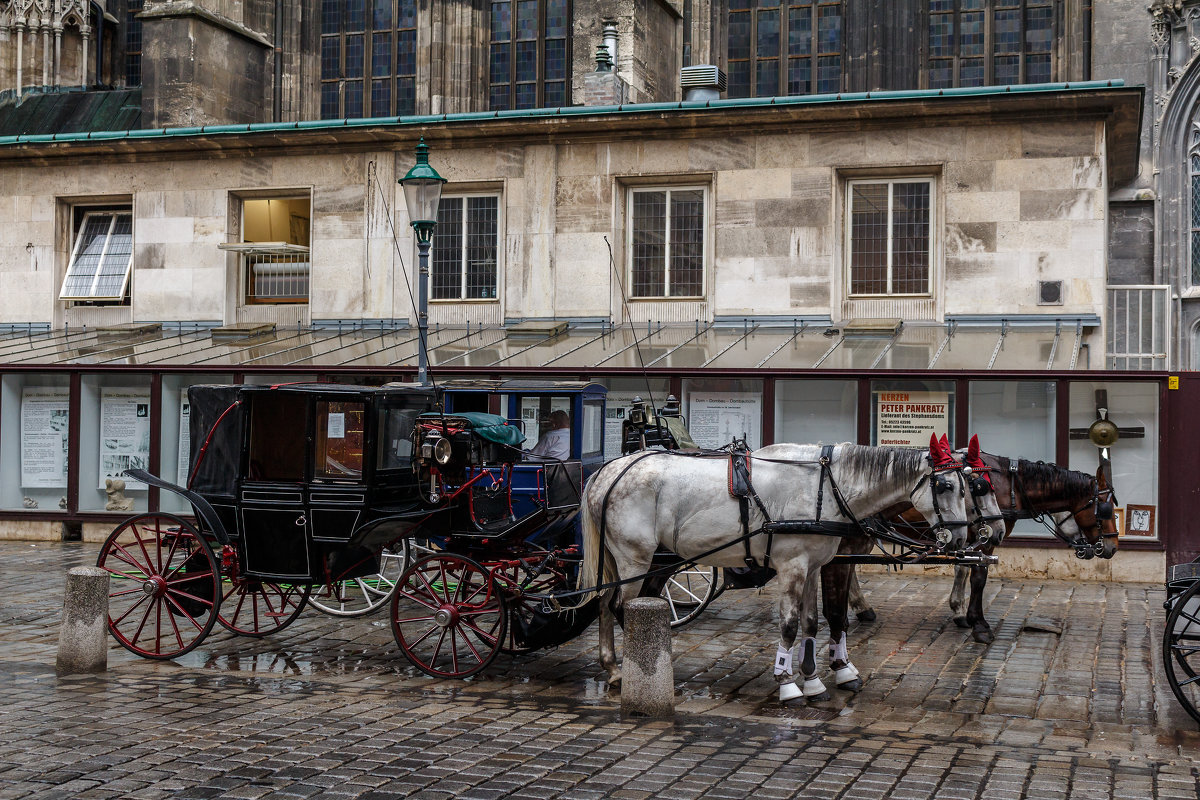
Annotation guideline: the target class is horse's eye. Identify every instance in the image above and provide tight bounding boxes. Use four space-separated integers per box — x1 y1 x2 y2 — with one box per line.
969 477 990 497
1095 501 1114 520
934 476 953 494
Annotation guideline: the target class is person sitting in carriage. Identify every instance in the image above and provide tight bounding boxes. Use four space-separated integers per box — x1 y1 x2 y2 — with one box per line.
528 410 570 460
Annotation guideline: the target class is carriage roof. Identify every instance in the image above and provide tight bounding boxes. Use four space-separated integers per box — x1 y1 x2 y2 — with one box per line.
186 382 437 497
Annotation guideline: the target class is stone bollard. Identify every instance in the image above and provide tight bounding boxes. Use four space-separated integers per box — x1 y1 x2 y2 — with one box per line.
621 597 674 717
56 566 110 674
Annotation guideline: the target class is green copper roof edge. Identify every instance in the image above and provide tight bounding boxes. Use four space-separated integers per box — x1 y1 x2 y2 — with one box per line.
0 80 1127 147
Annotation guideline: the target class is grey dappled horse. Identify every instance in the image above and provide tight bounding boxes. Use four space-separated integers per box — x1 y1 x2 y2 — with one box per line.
581 439 1002 703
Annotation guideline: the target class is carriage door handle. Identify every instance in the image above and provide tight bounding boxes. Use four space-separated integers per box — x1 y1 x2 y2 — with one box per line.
295 515 307 527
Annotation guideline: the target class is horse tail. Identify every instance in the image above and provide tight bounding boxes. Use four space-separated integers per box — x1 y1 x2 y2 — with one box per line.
578 481 606 599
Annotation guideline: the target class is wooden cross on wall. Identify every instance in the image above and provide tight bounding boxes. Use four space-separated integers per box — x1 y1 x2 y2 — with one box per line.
1068 389 1145 484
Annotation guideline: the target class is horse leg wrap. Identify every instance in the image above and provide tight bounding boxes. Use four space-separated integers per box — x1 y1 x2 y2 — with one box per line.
773 644 793 677
828 632 859 677
778 682 803 703
799 637 827 697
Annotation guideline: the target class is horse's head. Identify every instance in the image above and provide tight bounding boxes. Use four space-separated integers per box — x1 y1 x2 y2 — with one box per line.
1066 465 1119 559
910 434 1002 549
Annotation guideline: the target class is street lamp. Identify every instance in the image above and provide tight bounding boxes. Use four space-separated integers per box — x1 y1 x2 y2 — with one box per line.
399 137 446 384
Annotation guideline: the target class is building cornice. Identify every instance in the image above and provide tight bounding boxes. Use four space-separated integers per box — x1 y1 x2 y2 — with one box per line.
0 82 1144 185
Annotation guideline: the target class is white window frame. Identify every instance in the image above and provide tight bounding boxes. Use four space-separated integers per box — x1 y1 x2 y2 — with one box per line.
59 210 134 302
224 194 312 305
845 177 935 298
626 185 708 300
431 193 502 302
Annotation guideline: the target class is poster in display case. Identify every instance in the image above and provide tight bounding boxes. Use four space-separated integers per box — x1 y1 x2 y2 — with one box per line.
21 389 69 489
98 390 151 489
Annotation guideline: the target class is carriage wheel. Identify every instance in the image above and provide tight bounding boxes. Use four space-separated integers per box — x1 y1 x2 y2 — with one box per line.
1164 578 1200 725
391 554 507 678
96 513 221 660
217 578 311 637
661 563 721 629
308 541 409 617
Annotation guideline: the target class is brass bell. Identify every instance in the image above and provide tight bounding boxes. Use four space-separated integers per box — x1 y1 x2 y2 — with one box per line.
1087 418 1119 448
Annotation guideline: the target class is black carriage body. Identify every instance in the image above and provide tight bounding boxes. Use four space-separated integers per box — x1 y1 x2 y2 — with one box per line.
188 382 437 581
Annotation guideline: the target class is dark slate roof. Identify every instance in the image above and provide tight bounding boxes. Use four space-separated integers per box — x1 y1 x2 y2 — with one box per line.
0 89 142 136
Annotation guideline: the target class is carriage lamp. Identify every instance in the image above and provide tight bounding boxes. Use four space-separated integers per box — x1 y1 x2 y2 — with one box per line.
400 138 447 385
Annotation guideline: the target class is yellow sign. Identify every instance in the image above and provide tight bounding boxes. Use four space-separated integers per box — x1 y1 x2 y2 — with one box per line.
1169 375 1180 390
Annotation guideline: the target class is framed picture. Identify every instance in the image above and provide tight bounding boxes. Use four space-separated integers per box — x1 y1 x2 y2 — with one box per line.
1113 507 1124 538
1126 504 1156 538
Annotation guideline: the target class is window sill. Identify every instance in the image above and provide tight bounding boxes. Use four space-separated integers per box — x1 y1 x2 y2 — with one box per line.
430 298 499 304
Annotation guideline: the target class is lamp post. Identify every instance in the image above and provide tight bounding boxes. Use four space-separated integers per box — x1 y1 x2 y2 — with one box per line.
399 137 446 385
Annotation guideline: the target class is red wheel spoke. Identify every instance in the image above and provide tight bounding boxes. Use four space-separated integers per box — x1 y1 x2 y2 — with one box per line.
454 625 485 665
111 593 151 626
110 540 152 575
163 593 208 633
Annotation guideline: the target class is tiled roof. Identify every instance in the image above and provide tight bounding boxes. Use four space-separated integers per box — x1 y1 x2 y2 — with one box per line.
0 88 142 137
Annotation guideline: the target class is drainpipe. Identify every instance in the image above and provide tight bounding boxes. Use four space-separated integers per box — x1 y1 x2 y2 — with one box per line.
273 0 283 121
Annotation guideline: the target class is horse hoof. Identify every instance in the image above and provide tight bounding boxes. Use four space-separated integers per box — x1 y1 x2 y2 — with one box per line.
953 616 969 629
779 682 803 703
972 629 994 645
837 677 864 693
856 609 877 623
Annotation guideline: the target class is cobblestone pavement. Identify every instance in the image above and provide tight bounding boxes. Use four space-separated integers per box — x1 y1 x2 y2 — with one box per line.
3 541 1200 799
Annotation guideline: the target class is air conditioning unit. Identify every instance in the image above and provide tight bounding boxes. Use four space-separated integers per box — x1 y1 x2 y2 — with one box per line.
1037 280 1063 305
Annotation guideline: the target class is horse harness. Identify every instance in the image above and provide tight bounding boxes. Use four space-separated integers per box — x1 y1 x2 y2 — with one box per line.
730 444 979 572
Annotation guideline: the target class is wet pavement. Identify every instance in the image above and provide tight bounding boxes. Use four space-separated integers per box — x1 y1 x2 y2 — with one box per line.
2 541 1200 799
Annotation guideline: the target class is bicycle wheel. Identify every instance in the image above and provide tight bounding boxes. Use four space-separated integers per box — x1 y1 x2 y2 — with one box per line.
309 541 409 617
661 563 721 629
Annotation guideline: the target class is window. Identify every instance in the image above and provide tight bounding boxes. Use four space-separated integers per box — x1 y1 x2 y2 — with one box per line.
432 195 500 301
847 179 932 297
488 0 570 110
628 187 706 299
221 196 312 304
321 0 417 119
727 1 843 98
125 0 144 86
60 209 134 303
315 401 366 481
927 0 1054 89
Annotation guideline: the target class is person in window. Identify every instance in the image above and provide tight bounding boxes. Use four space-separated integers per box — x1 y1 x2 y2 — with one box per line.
529 410 571 460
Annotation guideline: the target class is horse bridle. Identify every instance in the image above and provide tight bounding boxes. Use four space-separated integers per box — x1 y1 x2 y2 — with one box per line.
1006 462 1118 558
910 460 997 549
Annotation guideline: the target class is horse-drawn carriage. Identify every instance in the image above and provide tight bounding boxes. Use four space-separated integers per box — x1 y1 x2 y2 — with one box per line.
96 378 609 676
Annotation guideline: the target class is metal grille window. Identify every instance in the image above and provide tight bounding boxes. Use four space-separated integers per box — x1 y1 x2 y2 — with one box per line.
432 196 500 301
727 1 843 98
125 0 144 86
220 196 312 305
927 0 1054 89
321 0 417 119
60 211 134 302
848 180 932 296
488 0 570 111
629 187 705 299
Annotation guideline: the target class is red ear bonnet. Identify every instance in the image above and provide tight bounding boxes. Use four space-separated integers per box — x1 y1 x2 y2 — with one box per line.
928 433 955 469
966 434 991 487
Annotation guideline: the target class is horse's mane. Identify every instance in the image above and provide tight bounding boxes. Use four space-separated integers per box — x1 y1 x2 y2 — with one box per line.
838 444 928 489
994 455 1096 498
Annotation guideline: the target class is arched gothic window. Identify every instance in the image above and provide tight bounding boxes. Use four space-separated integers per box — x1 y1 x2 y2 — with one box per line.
321 0 417 119
727 1 843 98
1189 122 1200 287
927 0 1054 88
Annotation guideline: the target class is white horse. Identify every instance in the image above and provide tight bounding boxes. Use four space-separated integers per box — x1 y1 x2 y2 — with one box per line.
580 436 1001 703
